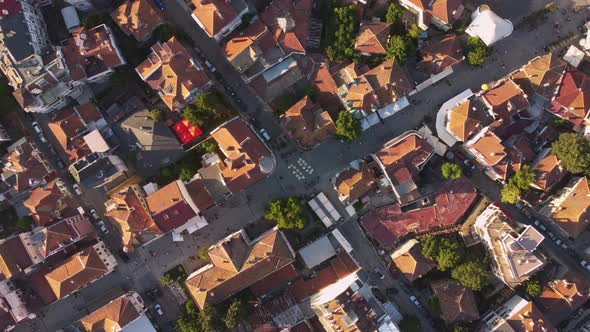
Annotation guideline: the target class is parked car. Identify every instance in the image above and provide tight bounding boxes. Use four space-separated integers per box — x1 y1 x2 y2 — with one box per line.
581 260 588 268
72 184 82 195
32 122 42 134
56 160 65 169
48 146 57 156
154 304 164 316
259 128 271 141
204 60 216 72
152 0 165 10
97 220 109 234
38 134 47 144
89 209 99 220
409 296 422 308
374 268 385 280
547 232 555 240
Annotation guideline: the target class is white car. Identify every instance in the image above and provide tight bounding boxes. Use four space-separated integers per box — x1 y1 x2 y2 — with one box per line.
581 260 589 268
97 220 109 234
32 122 42 134
38 134 47 144
259 128 271 141
72 184 82 195
154 304 164 316
409 296 422 308
89 209 100 220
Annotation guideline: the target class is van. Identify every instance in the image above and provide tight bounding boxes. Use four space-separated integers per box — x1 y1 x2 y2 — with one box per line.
77 206 85 216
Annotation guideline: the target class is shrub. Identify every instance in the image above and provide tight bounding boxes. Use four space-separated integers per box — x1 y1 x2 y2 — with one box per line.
264 197 306 230
441 162 462 179
465 37 490 66
335 111 361 142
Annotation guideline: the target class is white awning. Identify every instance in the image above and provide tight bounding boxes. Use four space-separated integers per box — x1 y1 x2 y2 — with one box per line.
466 8 513 46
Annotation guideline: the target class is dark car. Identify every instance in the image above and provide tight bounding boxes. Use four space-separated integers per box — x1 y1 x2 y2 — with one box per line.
152 0 165 10
117 249 130 262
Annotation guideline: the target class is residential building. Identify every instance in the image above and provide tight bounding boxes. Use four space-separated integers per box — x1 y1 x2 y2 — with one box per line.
185 227 296 309
537 272 590 325
75 291 157 332
431 280 479 323
41 241 116 302
136 37 212 111
354 21 390 55
68 152 128 189
417 35 464 77
47 103 107 163
445 96 486 143
481 79 529 119
541 177 590 239
474 204 545 288
190 0 248 41
1 137 53 196
310 63 341 115
464 118 536 183
105 184 159 252
0 278 35 330
280 96 336 149
0 0 49 56
361 177 477 248
23 181 69 226
0 124 11 142
223 20 273 74
530 148 566 192
511 53 566 100
390 239 435 282
249 56 305 102
373 131 434 204
399 0 464 31
145 180 208 236
65 0 95 11
208 117 275 193
62 24 126 83
0 215 96 279
111 0 163 41
480 295 555 332
334 160 377 204
548 66 590 129
335 58 414 117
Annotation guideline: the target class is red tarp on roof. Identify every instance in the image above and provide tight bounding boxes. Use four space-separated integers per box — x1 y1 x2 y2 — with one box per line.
173 119 203 145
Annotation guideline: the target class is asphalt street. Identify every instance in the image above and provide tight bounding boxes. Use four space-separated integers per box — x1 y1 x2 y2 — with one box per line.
12 0 590 331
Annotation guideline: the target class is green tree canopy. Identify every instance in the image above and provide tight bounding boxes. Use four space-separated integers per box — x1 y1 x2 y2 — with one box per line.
149 109 165 122
421 236 439 259
176 301 202 332
435 238 465 271
199 304 223 332
385 2 403 29
160 274 174 286
386 35 409 64
16 216 32 231
399 315 421 332
441 162 462 179
198 246 209 260
264 197 306 230
451 259 489 290
336 111 361 142
224 299 249 329
525 279 542 298
510 165 535 190
183 93 230 130
199 139 218 153
179 167 194 182
552 132 590 175
501 184 521 204
327 5 358 63
407 24 422 40
465 36 490 66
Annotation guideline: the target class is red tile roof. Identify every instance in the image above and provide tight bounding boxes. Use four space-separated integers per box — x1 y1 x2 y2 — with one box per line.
537 272 590 325
185 178 215 211
0 237 34 279
548 177 590 239
79 293 141 332
407 0 464 25
2 139 52 193
390 239 435 282
145 181 197 233
211 117 273 193
23 181 66 226
354 21 391 55
258 0 313 54
432 280 479 323
281 96 336 149
361 177 477 248
549 67 590 126
505 300 556 332
309 63 340 115
47 104 99 162
418 35 463 75
518 53 567 99
41 218 96 258
482 79 529 119
532 151 566 191
112 0 162 41
249 264 298 297
172 118 203 145
191 0 238 38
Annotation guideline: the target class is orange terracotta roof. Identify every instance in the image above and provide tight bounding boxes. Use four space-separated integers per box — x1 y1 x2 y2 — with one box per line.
482 79 529 119
79 293 141 331
466 129 506 166
145 181 198 232
0 237 34 279
364 58 415 109
281 96 336 149
44 245 110 300
407 0 464 25
506 300 556 332
309 63 340 114
258 0 312 54
136 37 211 111
63 25 124 82
106 184 159 252
186 228 295 309
335 162 377 203
520 53 567 99
185 178 215 210
446 99 482 142
23 181 66 226
432 280 479 323
418 35 463 75
223 20 269 62
390 240 435 282
538 272 590 325
47 106 92 162
191 0 238 38
112 0 162 41
354 21 391 55
211 117 273 193
550 177 590 239
532 152 566 191
2 140 52 193
549 67 590 126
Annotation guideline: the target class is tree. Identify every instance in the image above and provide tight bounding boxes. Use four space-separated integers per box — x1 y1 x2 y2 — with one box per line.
160 273 174 286
511 165 535 191
199 304 222 331
451 259 489 291
441 162 462 179
264 197 306 230
435 238 464 271
149 109 165 122
501 183 521 204
199 140 218 153
386 35 409 64
525 279 542 298
198 246 208 260
453 325 468 332
335 111 361 142
16 216 32 231
183 105 206 127
176 301 202 332
179 167 194 182
399 315 421 332
552 133 590 175
327 5 358 63
224 299 248 329
421 236 439 259
465 37 490 66
183 93 230 130
407 24 422 40
385 2 403 29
